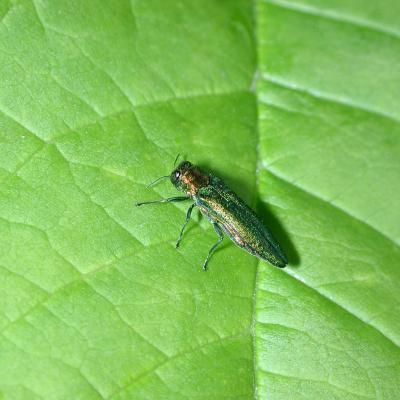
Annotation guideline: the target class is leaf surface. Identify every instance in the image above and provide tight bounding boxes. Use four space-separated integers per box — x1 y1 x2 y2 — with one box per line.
0 0 399 399
255 1 400 398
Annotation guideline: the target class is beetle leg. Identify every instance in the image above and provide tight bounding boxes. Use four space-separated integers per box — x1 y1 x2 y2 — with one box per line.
176 203 196 249
135 196 190 207
202 223 224 271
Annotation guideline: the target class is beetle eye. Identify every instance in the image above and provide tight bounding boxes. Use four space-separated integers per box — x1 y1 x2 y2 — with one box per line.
175 171 180 179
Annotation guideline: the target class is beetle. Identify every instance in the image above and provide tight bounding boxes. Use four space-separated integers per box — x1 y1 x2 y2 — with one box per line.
136 159 287 271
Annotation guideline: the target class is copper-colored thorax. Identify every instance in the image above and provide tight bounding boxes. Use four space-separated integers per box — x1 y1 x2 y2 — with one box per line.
182 167 209 196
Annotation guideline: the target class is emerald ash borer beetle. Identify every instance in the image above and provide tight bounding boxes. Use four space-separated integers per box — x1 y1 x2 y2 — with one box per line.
136 158 287 271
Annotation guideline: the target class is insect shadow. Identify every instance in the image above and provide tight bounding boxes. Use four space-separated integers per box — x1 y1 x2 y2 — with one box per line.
255 197 300 266
197 161 299 266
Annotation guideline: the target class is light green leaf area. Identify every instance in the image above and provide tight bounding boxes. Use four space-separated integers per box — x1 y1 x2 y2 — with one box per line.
0 1 399 400
256 0 400 399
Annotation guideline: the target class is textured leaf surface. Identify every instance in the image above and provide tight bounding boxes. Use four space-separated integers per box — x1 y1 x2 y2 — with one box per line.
255 0 400 399
0 1 256 399
0 0 399 399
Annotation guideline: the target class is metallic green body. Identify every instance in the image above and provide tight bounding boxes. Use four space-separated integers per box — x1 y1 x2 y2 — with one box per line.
136 160 287 270
194 175 287 268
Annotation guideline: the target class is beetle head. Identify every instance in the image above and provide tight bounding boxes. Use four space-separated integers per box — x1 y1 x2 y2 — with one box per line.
170 161 193 192
171 161 210 195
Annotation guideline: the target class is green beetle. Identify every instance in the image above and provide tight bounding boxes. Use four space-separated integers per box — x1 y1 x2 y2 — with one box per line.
136 160 287 271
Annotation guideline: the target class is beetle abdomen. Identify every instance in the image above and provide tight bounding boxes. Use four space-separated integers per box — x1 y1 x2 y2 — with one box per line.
196 178 287 268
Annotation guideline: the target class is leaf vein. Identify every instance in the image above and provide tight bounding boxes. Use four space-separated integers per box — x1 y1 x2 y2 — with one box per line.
264 0 400 41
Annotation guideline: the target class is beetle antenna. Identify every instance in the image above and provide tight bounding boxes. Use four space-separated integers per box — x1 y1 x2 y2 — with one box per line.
173 153 180 167
146 175 170 188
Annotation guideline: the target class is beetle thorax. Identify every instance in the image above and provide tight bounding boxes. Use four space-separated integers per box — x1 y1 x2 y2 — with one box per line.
182 167 209 196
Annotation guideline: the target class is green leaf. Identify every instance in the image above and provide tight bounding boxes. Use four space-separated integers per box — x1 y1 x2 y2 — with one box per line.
255 0 400 399
0 1 399 399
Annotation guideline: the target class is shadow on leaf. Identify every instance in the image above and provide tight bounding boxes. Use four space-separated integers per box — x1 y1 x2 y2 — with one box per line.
256 196 300 267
